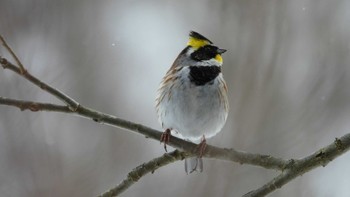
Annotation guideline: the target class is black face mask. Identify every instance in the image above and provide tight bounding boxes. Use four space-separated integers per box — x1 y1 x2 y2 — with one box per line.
190 45 226 61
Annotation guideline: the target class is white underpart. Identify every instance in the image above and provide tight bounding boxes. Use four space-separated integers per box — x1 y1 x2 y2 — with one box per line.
157 66 228 141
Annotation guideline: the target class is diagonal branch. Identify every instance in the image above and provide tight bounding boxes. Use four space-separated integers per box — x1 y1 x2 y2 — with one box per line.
0 56 79 111
99 133 350 197
0 35 25 73
0 96 287 170
0 34 287 172
243 134 350 197
2 36 350 197
98 150 186 197
0 96 71 112
1 97 350 197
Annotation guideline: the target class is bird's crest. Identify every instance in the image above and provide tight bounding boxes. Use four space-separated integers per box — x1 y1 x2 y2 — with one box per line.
187 31 213 49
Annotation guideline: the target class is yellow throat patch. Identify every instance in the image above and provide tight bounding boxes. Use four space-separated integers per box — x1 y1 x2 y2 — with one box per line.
187 37 210 49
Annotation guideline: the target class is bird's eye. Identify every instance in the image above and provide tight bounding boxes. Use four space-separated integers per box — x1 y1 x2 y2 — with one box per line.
191 45 220 61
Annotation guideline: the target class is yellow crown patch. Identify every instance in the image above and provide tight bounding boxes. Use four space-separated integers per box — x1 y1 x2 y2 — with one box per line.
187 31 213 49
187 37 210 49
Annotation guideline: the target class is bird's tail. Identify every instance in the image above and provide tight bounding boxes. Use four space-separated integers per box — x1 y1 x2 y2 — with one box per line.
185 157 203 174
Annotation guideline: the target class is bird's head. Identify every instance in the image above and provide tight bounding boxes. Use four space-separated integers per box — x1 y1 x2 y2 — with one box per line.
186 31 226 65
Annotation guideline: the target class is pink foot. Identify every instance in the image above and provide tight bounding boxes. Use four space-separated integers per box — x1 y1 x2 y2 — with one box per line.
197 135 207 158
160 129 171 152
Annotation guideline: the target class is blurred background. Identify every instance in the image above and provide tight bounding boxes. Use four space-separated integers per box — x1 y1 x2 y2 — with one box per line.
1 0 350 196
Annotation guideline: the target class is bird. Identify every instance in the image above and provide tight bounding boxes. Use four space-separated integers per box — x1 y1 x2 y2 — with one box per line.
155 31 229 173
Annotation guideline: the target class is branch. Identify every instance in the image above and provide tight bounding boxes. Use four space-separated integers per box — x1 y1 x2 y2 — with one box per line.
0 35 25 73
99 133 350 197
1 36 350 197
0 56 79 111
98 150 186 197
2 99 349 197
0 96 287 170
243 134 350 197
0 96 71 112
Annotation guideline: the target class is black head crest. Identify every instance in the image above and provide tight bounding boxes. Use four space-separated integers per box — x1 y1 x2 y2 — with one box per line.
189 31 213 44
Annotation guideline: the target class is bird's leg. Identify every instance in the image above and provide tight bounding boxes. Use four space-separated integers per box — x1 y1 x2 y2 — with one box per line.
160 128 171 152
197 135 207 158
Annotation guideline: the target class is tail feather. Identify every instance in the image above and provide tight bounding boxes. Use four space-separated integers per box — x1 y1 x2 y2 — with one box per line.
185 157 203 174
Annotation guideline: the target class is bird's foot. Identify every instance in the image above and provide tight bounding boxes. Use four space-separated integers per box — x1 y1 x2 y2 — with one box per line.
160 128 171 152
196 135 207 158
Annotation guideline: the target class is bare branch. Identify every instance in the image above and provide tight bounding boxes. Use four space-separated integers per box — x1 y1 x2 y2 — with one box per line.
2 98 350 197
98 150 186 197
0 97 71 112
0 35 26 74
1 35 350 197
0 57 79 111
243 134 350 197
99 133 350 197
0 96 287 170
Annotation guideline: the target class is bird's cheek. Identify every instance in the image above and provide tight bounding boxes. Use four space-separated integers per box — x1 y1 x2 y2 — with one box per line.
215 54 223 63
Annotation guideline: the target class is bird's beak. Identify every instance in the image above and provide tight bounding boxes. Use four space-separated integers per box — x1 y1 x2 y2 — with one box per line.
217 48 227 54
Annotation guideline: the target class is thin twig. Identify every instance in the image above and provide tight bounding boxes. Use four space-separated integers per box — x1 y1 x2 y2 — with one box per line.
0 35 26 74
0 57 79 111
98 150 186 197
243 134 350 197
0 96 71 112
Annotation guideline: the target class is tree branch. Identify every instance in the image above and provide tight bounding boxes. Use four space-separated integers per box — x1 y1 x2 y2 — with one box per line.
0 56 79 111
0 96 71 112
0 35 26 73
0 95 287 171
99 133 350 197
98 150 186 197
243 134 350 197
1 36 350 197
